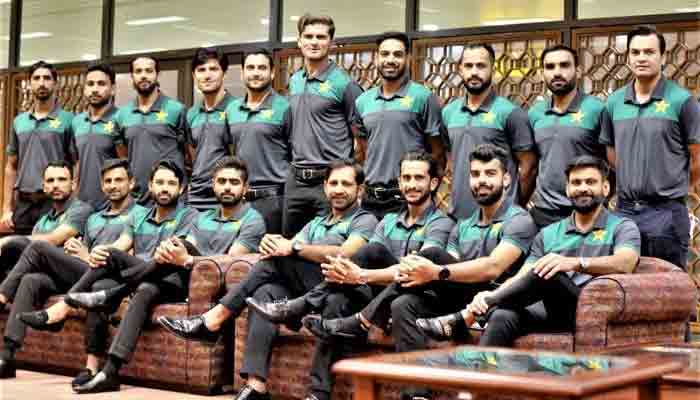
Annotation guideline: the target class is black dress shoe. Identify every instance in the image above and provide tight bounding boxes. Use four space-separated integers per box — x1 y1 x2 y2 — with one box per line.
235 384 271 400
246 296 309 323
71 369 94 387
157 315 221 345
416 314 460 340
73 371 120 394
65 290 115 310
302 315 367 340
18 310 65 332
0 358 16 379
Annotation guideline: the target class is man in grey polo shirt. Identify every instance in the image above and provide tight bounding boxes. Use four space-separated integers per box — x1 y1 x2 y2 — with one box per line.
601 25 700 269
355 31 447 219
528 45 607 228
227 49 292 234
115 56 187 206
284 14 363 237
1 61 77 234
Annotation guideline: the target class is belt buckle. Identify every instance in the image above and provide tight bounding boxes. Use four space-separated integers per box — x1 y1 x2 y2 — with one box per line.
633 201 644 211
302 169 313 180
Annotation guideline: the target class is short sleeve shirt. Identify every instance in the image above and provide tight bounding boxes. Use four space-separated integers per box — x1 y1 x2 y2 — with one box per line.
293 205 377 246
526 208 641 286
186 93 237 208
600 78 700 201
529 91 607 211
370 202 455 258
227 91 292 188
442 91 535 219
125 205 198 261
288 60 363 168
72 106 122 210
7 105 76 193
447 202 536 283
185 203 266 256
84 201 147 250
354 76 446 185
115 94 187 202
32 198 94 238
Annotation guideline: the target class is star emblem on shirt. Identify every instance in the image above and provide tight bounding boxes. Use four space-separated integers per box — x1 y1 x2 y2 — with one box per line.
103 121 114 133
481 112 496 123
585 359 603 370
155 110 168 122
399 96 414 108
571 111 585 124
491 222 502 234
218 111 226 121
415 227 425 236
260 109 274 119
48 119 62 129
591 229 606 241
318 82 331 93
654 99 669 114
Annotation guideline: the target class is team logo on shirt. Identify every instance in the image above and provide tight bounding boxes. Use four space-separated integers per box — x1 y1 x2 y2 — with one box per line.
103 121 114 133
156 110 168 122
260 109 274 119
571 111 585 124
481 112 496 123
491 222 502 234
165 220 176 229
415 227 425 237
48 119 62 129
218 111 226 121
654 99 669 114
399 96 414 108
318 82 331 93
591 229 606 241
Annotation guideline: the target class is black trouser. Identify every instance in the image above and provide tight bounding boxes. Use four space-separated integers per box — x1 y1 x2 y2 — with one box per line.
529 205 572 230
479 270 582 347
250 194 284 235
0 241 88 347
12 193 51 235
616 198 689 270
0 236 31 281
361 187 405 221
282 169 328 238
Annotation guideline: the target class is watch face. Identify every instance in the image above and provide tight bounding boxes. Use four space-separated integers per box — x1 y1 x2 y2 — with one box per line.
439 267 450 280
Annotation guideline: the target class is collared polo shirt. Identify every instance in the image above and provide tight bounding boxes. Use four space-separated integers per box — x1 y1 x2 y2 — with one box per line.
600 78 700 202
370 202 454 258
447 201 536 283
186 93 237 208
526 208 640 286
32 197 93 237
529 91 607 211
354 76 446 185
227 90 292 188
84 200 146 250
185 203 266 256
294 205 377 246
72 105 122 209
7 105 76 193
125 204 198 261
288 60 363 168
442 91 535 219
115 93 187 201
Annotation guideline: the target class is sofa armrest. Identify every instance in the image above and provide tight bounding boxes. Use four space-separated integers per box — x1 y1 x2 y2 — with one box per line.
187 258 228 315
224 254 262 286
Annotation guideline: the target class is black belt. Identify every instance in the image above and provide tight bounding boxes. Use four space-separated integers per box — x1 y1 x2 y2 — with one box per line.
294 166 328 182
617 197 683 211
245 186 284 201
366 184 401 201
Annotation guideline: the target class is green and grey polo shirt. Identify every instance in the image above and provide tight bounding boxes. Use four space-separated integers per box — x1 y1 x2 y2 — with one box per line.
125 204 198 261
186 93 237 208
185 203 266 256
526 208 640 286
293 205 377 246
7 105 76 193
115 93 187 201
601 78 700 202
84 200 146 250
447 202 536 283
370 202 454 258
442 91 535 219
288 60 363 168
72 106 122 210
529 91 607 211
32 197 93 237
354 76 446 185
227 90 292 189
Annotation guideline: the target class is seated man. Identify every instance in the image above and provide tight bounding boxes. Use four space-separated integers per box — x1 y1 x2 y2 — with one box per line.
418 155 640 348
248 151 455 400
159 159 378 400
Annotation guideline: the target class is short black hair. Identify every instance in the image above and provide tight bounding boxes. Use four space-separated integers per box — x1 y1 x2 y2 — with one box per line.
400 151 440 180
212 156 249 183
461 43 496 66
101 158 131 178
30 61 57 81
242 48 274 69
376 31 410 53
130 56 160 74
469 144 509 173
191 47 229 72
627 25 666 55
325 159 365 185
149 159 185 186
565 155 610 180
297 13 335 39
44 160 72 179
86 62 116 84
540 44 579 67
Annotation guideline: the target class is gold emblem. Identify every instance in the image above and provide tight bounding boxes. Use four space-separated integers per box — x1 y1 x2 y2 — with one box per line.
486 355 497 365
165 220 176 229
218 111 226 121
48 119 62 129
399 96 414 108
591 229 606 241
103 121 114 133
491 222 502 234
318 82 331 93
481 112 496 123
654 99 669 114
571 111 585 124
155 110 168 122
260 109 274 119
415 227 425 236
585 359 603 370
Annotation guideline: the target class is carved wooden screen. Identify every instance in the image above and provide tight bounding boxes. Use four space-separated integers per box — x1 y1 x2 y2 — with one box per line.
0 75 9 211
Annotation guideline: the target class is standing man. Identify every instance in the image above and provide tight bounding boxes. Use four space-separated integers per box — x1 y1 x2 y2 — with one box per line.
442 43 537 220
1 61 77 233
116 56 187 205
528 45 607 228
284 14 364 237
601 25 700 269
227 49 292 233
73 62 127 210
355 32 446 219
187 47 237 211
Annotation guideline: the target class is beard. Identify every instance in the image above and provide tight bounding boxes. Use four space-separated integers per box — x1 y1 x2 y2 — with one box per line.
245 80 271 94
154 192 179 208
378 63 406 81
199 81 223 95
404 189 432 206
465 76 492 95
571 194 604 214
472 183 504 206
89 96 111 109
134 80 157 96
34 89 52 102
217 192 244 207
547 78 576 96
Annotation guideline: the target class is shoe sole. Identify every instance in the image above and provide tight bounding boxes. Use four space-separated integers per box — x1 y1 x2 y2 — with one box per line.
302 317 359 340
73 384 120 394
157 317 220 346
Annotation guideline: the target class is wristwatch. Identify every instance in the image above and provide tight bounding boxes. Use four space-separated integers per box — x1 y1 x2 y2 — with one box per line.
292 240 303 255
438 265 451 281
578 256 589 271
